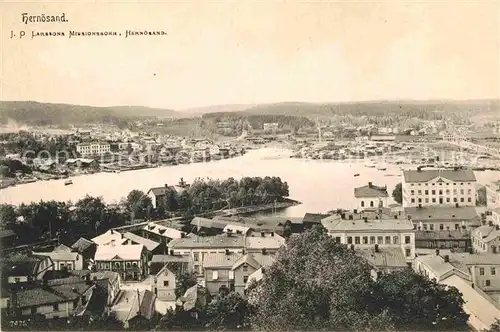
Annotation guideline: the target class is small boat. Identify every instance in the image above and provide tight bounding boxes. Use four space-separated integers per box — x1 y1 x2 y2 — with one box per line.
365 162 376 168
377 164 387 171
64 180 73 185
354 173 360 177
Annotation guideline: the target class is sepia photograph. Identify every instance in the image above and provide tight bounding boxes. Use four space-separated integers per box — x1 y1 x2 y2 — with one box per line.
0 0 499 331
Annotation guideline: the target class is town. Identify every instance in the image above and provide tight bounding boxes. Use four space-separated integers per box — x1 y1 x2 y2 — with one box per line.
1 154 500 330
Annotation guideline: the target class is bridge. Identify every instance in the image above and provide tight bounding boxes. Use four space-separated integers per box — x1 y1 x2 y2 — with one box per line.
446 139 500 159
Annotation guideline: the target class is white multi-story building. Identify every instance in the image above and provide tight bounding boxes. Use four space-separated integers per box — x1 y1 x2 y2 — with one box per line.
263 123 279 132
76 142 110 157
402 169 477 208
321 215 416 265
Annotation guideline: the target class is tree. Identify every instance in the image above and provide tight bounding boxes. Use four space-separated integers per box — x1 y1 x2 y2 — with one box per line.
0 204 17 229
248 226 469 331
175 270 198 298
72 195 107 236
371 269 469 331
123 190 153 220
204 291 251 330
392 183 402 204
248 225 386 331
0 165 10 177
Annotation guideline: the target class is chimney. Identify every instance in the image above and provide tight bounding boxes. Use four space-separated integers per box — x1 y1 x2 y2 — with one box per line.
164 183 169 188
368 182 373 187
374 244 379 253
260 232 265 237
435 249 440 256
444 255 450 263
472 283 475 289
261 248 267 255
111 229 114 234
225 249 230 255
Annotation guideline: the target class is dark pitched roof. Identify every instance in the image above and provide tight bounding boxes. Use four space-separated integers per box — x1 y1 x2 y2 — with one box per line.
71 237 96 252
302 213 330 224
354 184 389 198
403 169 476 183
404 206 479 222
356 248 407 268
147 186 177 197
3 254 48 276
14 281 93 308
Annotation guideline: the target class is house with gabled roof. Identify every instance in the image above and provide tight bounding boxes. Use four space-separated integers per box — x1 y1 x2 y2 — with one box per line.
32 250 84 271
354 182 389 210
472 224 500 254
94 244 147 281
111 289 157 329
231 253 275 296
146 183 186 209
2 253 54 285
152 258 191 301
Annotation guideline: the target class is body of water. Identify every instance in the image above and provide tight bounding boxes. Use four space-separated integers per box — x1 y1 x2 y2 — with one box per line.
1 148 498 217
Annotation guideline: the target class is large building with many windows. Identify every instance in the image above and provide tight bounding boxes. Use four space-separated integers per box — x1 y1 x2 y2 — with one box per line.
321 215 416 265
76 142 111 157
402 169 477 208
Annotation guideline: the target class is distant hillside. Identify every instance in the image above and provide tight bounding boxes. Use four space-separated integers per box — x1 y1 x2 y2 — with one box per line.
179 104 258 115
0 101 179 126
204 100 500 120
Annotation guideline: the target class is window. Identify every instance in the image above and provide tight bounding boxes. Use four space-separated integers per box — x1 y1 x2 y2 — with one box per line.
446 189 450 194
31 307 36 314
347 237 353 244
423 224 428 230
212 271 219 280
432 198 436 203
385 236 391 244
460 198 464 203
491 267 496 275
468 198 472 202
425 198 429 203
393 236 399 244
453 183 457 186
411 190 415 195
453 198 457 202
335 237 341 243
14 277 20 283
370 236 375 244
126 262 131 268
193 252 199 262
460 189 464 195
370 201 374 207
53 303 59 311
430 224 434 230
243 264 248 272
453 189 457 194
229 271 235 280
432 190 436 195
405 249 411 257
455 224 459 230
361 201 365 207
446 198 450 203
480 268 485 275
425 190 429 195
405 236 411 244
468 189 472 194
418 198 422 203
411 198 415 203
377 236 383 244
243 276 248 283
439 190 443 195
362 236 368 244
163 280 169 287
418 190 422 195
439 182 442 186
485 280 491 287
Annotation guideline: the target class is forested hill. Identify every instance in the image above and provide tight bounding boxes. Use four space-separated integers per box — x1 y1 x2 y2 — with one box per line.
0 101 179 126
203 99 499 121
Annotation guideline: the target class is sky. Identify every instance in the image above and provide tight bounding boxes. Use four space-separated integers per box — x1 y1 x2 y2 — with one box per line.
1 1 499 110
